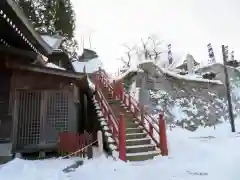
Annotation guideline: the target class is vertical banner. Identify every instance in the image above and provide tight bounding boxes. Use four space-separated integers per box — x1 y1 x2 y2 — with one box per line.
225 45 229 61
207 43 216 64
168 44 173 65
231 51 234 61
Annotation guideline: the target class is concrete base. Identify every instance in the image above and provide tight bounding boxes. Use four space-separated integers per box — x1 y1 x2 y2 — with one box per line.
38 151 46 159
0 143 13 164
138 88 151 111
0 156 12 165
15 153 22 158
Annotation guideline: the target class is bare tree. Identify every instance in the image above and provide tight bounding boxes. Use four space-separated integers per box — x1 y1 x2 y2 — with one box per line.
140 37 151 60
123 44 135 67
148 35 164 62
117 56 128 67
117 55 132 73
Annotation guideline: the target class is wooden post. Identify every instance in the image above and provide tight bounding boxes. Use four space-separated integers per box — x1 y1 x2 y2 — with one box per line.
128 95 131 111
222 45 235 132
119 113 126 161
97 130 103 155
149 122 153 137
159 113 168 156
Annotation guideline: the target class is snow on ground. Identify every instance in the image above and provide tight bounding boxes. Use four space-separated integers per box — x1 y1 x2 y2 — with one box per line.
1 119 240 180
0 158 81 180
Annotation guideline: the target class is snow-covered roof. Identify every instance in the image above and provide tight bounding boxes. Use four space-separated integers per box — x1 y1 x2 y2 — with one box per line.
112 67 143 82
159 67 222 84
41 35 65 49
168 53 199 70
154 51 184 69
72 58 103 73
139 60 223 85
196 62 240 73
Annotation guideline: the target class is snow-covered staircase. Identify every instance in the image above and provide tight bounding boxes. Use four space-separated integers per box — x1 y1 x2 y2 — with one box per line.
102 88 159 161
93 69 168 161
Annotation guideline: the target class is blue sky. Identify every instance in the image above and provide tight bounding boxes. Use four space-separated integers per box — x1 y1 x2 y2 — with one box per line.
71 0 240 73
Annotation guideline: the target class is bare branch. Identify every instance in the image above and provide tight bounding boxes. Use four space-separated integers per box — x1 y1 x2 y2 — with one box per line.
122 44 136 67
148 35 164 60
117 57 128 65
140 38 152 59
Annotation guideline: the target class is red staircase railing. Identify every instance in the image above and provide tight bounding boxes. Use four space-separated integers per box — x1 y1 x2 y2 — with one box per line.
96 68 168 156
94 71 126 160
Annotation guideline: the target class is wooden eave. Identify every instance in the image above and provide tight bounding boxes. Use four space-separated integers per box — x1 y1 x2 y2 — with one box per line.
6 61 91 90
6 61 85 80
0 45 38 61
0 0 53 55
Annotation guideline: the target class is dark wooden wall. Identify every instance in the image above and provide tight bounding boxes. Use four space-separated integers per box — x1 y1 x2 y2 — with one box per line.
0 64 12 141
12 70 74 91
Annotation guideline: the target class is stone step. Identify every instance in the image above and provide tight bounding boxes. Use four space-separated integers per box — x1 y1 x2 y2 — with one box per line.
123 114 136 120
99 87 160 161
126 151 159 161
126 119 140 124
125 121 140 128
107 99 121 104
126 144 156 153
126 138 151 146
126 132 147 140
126 127 143 134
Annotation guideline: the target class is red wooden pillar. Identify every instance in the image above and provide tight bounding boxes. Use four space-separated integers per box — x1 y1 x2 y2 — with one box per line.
159 113 168 156
112 80 116 99
119 81 124 101
119 113 126 161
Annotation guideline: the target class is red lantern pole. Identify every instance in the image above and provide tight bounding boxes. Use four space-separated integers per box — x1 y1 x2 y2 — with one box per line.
159 113 168 156
119 113 126 161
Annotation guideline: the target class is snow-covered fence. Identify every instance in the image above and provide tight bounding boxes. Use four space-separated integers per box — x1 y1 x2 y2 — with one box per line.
58 131 93 158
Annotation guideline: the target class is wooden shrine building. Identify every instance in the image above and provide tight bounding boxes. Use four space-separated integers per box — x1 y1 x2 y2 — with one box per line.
0 0 96 154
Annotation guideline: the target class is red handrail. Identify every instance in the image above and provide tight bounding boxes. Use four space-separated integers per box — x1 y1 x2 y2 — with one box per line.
99 70 161 145
95 71 127 160
124 93 160 145
95 88 119 144
97 69 168 156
